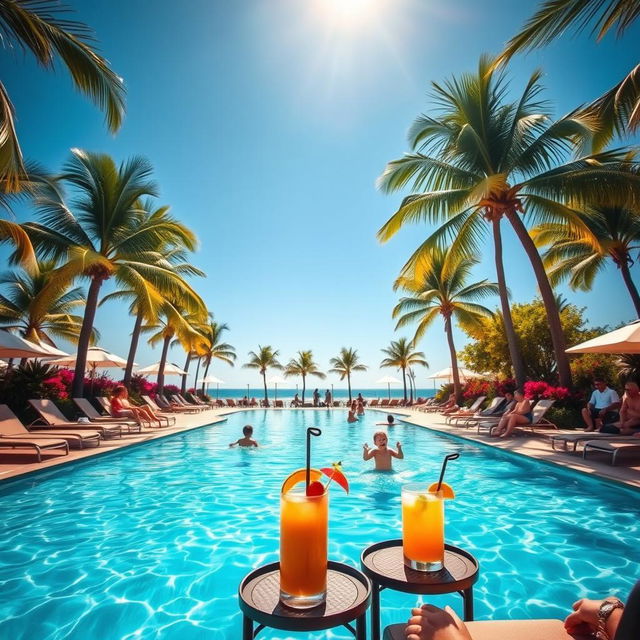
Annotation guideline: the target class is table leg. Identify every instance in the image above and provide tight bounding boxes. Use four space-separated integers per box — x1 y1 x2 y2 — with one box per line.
242 615 253 640
371 584 381 640
356 613 367 640
462 587 474 621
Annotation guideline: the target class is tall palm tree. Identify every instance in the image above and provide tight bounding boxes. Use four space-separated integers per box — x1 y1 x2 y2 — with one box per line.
197 321 236 394
23 149 203 397
495 0 640 148
328 347 367 403
243 346 283 407
532 205 640 316
284 350 326 405
377 56 640 388
393 249 497 402
0 1 125 191
380 338 428 402
0 260 97 346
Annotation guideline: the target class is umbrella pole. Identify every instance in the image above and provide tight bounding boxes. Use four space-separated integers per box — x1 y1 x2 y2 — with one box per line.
275 383 278 403
388 382 391 401
216 383 219 400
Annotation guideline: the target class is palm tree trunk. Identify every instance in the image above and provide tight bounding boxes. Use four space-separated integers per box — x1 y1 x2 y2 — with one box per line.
72 277 103 398
619 259 640 317
181 352 192 394
444 315 462 403
262 371 269 406
401 366 407 402
302 374 306 404
201 357 212 395
123 309 143 388
491 217 526 388
347 372 352 403
506 211 572 387
157 334 171 395
193 357 201 394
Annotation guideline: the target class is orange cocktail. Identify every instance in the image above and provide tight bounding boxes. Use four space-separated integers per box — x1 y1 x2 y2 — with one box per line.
402 483 445 571
279 488 328 608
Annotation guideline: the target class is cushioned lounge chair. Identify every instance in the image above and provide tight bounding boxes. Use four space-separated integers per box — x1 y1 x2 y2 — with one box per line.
0 434 69 462
29 398 123 439
369 399 379 407
171 394 206 412
155 394 198 413
583 438 640 465
73 397 141 433
452 396 505 428
0 404 100 449
187 392 214 408
550 431 635 452
445 396 487 424
99 395 169 428
137 396 177 425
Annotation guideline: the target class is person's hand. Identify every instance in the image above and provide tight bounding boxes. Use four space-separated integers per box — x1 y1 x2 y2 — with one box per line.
363 443 369 450
397 442 402 449
564 598 606 635
405 604 472 640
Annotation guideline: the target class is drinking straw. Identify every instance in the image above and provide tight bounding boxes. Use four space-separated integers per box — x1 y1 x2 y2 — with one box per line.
306 427 322 488
436 453 460 491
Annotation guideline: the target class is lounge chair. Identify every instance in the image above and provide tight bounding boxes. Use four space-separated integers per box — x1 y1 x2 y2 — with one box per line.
73 398 141 433
155 394 198 413
380 399 389 407
187 392 214 408
445 396 487 424
0 404 100 449
550 431 634 452
170 394 206 412
226 399 237 408
369 399 379 407
138 396 178 425
275 400 284 408
388 399 399 407
28 398 122 439
583 438 640 465
485 399 557 436
94 396 154 427
0 434 69 462
452 396 504 427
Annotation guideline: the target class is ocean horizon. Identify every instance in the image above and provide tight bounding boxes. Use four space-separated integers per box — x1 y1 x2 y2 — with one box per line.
198 387 439 401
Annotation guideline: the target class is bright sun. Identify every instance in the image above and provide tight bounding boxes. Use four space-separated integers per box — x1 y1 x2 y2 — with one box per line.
319 0 377 26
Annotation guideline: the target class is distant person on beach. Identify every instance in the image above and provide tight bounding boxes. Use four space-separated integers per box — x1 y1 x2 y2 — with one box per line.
325 389 332 407
291 394 300 407
348 408 358 423
376 414 399 426
363 431 403 471
229 425 258 448
313 388 320 407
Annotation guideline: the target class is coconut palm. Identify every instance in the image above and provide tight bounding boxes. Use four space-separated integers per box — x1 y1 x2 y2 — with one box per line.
0 0 125 191
0 260 97 346
243 346 283 406
328 347 367 403
197 321 236 394
22 149 203 397
393 249 497 401
532 205 640 316
380 338 428 402
495 0 640 147
377 56 640 388
284 350 326 405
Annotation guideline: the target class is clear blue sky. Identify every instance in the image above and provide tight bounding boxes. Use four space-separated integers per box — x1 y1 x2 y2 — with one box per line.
3 0 640 389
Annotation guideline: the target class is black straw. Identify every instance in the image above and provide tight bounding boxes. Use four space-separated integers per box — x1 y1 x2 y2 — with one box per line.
306 427 322 488
436 453 460 491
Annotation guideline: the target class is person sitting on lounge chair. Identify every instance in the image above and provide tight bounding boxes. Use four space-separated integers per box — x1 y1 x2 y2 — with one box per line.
291 393 301 407
582 378 621 432
480 392 514 417
440 393 459 415
111 386 161 427
601 382 640 435
491 390 532 438
403 579 639 640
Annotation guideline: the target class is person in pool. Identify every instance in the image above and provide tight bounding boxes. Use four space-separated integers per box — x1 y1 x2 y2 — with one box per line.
357 399 365 416
490 389 532 438
376 414 399 426
363 431 403 471
348 408 358 423
229 425 258 447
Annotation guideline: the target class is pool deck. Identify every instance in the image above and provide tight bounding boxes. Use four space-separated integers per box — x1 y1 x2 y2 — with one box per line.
1 407 639 490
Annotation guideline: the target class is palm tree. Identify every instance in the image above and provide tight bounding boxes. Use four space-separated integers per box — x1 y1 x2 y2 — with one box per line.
532 205 640 316
0 1 125 191
380 338 428 402
495 0 640 147
243 346 283 406
23 149 203 397
195 321 236 394
284 350 326 404
0 260 97 346
393 249 497 402
328 347 367 403
377 56 640 388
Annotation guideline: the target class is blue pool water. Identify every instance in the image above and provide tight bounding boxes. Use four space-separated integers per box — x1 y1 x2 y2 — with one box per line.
0 410 638 640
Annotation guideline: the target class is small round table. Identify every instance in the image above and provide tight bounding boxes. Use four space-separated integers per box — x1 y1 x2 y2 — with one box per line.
361 540 479 640
238 561 371 640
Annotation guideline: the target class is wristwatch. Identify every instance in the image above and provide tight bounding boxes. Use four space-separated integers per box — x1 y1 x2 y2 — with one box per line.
595 598 624 640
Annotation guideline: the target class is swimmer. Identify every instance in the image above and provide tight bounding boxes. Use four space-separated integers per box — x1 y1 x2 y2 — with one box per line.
348 409 358 423
376 414 399 426
363 431 403 471
229 425 258 447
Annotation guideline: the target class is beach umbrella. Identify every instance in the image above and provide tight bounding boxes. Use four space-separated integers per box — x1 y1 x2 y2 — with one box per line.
566 320 640 354
137 362 188 376
427 367 485 383
198 375 224 399
30 341 69 358
0 330 65 359
267 375 286 403
376 375 401 400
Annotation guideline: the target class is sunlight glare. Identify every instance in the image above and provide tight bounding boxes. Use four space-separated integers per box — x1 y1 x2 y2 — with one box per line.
319 0 378 27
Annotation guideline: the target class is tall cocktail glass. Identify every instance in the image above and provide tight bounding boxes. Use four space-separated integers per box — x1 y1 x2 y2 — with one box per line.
279 487 328 608
401 483 444 571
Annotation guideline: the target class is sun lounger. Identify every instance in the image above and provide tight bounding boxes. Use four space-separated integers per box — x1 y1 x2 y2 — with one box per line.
73 398 141 433
445 396 487 424
0 434 69 462
550 431 635 452
452 397 506 427
0 404 100 449
29 398 123 439
156 394 198 413
226 399 237 408
369 399 379 407
138 396 178 424
380 399 389 407
514 399 557 433
388 399 399 407
187 392 214 408
275 400 284 408
583 438 640 465
170 394 206 412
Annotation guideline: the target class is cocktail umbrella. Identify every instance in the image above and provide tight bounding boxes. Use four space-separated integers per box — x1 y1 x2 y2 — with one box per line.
198 375 224 399
376 375 401 401
267 375 286 403
0 330 61 359
137 362 188 376
566 320 640 354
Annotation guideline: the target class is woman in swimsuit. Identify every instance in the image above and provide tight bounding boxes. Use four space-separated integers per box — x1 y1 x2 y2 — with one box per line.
111 385 161 427
491 389 532 438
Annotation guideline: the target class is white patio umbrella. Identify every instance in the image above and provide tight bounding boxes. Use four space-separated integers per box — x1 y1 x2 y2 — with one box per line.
267 375 286 403
566 320 640 354
198 375 224 399
137 362 188 376
0 330 65 359
376 375 401 400
31 341 69 358
427 367 485 383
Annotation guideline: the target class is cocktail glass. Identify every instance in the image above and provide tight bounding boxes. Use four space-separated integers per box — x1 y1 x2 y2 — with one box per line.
279 487 328 608
401 483 444 571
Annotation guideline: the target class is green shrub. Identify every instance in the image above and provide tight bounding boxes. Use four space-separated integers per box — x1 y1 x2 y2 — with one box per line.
547 406 582 429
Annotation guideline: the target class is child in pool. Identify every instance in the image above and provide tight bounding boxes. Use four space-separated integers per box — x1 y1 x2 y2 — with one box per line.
363 431 403 471
376 414 399 426
229 425 259 447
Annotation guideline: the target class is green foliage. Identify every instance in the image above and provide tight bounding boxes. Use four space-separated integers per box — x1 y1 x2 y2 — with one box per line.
0 361 60 420
570 352 621 396
546 406 583 430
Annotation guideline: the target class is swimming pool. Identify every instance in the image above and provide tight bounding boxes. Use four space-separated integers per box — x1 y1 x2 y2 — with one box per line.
0 410 638 639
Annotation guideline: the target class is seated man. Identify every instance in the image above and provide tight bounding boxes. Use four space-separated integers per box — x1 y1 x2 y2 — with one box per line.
581 378 621 432
601 381 640 435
